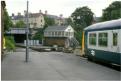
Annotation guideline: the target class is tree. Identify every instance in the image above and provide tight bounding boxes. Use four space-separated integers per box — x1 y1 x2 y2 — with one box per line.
4 8 13 32
44 16 55 29
15 20 25 28
102 1 121 21
70 6 94 46
66 17 73 25
3 8 15 51
71 6 94 31
32 28 43 42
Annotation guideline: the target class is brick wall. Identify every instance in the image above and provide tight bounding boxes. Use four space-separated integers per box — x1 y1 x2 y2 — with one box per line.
44 37 67 47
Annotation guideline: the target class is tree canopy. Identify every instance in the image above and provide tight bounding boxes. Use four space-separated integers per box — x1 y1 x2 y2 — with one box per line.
4 8 13 32
32 28 43 42
44 15 55 29
15 20 25 28
102 1 121 21
67 6 94 46
71 6 94 31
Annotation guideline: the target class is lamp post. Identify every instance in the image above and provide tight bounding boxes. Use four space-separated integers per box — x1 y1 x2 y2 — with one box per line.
25 0 29 62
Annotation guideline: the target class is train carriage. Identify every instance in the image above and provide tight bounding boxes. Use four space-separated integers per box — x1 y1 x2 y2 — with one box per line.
84 19 121 66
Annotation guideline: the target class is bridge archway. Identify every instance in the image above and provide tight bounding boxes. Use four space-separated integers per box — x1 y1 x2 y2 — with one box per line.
13 34 26 43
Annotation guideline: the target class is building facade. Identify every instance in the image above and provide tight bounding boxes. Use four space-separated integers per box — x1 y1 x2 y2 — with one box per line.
44 11 67 26
10 10 45 29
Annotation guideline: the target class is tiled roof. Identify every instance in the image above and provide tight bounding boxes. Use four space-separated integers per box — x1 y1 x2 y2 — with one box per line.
29 13 42 18
45 14 60 19
44 25 68 32
10 13 43 20
10 15 24 20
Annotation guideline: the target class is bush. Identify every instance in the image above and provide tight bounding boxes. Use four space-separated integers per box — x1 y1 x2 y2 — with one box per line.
32 28 43 41
5 36 15 51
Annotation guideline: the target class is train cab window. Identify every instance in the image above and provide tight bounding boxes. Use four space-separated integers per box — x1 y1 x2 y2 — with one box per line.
113 33 117 46
89 33 96 45
98 33 108 46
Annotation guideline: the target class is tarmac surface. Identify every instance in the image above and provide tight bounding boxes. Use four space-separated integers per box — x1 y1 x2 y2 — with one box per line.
1 48 121 80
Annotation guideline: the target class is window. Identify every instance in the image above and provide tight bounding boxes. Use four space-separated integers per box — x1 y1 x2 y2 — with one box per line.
62 31 64 36
48 32 51 36
49 32 52 36
71 32 74 36
65 32 68 36
113 33 117 46
98 33 108 46
52 32 54 36
58 32 61 36
89 33 96 45
55 32 57 36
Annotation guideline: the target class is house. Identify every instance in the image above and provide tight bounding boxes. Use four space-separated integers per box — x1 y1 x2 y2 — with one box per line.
10 10 45 29
44 25 75 47
44 11 67 26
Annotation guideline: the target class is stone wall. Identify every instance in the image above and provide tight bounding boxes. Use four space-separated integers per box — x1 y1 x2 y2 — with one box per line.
44 37 67 47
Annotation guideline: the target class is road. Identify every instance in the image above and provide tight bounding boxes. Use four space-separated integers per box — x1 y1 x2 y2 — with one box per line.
1 47 120 80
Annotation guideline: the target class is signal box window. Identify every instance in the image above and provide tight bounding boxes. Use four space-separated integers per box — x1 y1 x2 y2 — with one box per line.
113 33 117 46
98 33 108 46
89 33 96 45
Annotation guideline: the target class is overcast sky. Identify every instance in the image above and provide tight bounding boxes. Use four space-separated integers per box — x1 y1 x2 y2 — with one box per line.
6 0 119 18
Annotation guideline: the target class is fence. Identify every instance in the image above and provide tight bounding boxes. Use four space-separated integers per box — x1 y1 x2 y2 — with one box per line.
24 40 40 46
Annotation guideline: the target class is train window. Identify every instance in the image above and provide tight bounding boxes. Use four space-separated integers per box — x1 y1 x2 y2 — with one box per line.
113 33 117 46
89 33 96 45
98 33 108 46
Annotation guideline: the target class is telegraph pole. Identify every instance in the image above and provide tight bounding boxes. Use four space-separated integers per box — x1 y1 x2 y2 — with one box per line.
25 0 29 62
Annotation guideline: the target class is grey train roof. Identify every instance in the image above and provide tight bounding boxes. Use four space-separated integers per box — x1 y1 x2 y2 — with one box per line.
84 19 121 31
44 25 68 32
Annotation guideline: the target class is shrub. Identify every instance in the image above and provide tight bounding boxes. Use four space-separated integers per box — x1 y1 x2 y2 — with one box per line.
5 36 15 51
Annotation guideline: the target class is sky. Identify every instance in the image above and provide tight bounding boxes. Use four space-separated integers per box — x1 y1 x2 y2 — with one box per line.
5 0 120 18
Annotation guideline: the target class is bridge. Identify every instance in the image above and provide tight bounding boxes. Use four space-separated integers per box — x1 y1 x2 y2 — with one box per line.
5 28 31 43
6 28 29 34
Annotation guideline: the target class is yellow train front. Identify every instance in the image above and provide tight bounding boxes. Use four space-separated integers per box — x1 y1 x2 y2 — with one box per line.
83 19 121 66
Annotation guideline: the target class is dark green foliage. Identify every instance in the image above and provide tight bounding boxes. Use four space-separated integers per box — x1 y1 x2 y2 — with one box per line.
44 15 55 29
5 36 15 51
71 6 94 28
69 6 94 46
102 1 121 21
15 20 25 28
66 18 73 25
4 9 13 32
32 28 43 41
74 31 82 46
3 9 15 51
34 16 55 42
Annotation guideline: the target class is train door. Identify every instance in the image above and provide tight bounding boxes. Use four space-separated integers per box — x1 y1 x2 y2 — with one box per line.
111 30 119 53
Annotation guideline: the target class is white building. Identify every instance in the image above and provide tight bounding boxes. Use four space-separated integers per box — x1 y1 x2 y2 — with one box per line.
43 25 78 47
44 25 74 38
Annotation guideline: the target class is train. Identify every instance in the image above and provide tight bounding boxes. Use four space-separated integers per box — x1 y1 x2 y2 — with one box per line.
83 19 121 66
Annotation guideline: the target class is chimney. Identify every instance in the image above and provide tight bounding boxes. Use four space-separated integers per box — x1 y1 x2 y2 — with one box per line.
24 10 27 16
18 12 21 16
45 10 47 15
12 13 14 17
60 14 63 18
39 10 42 13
